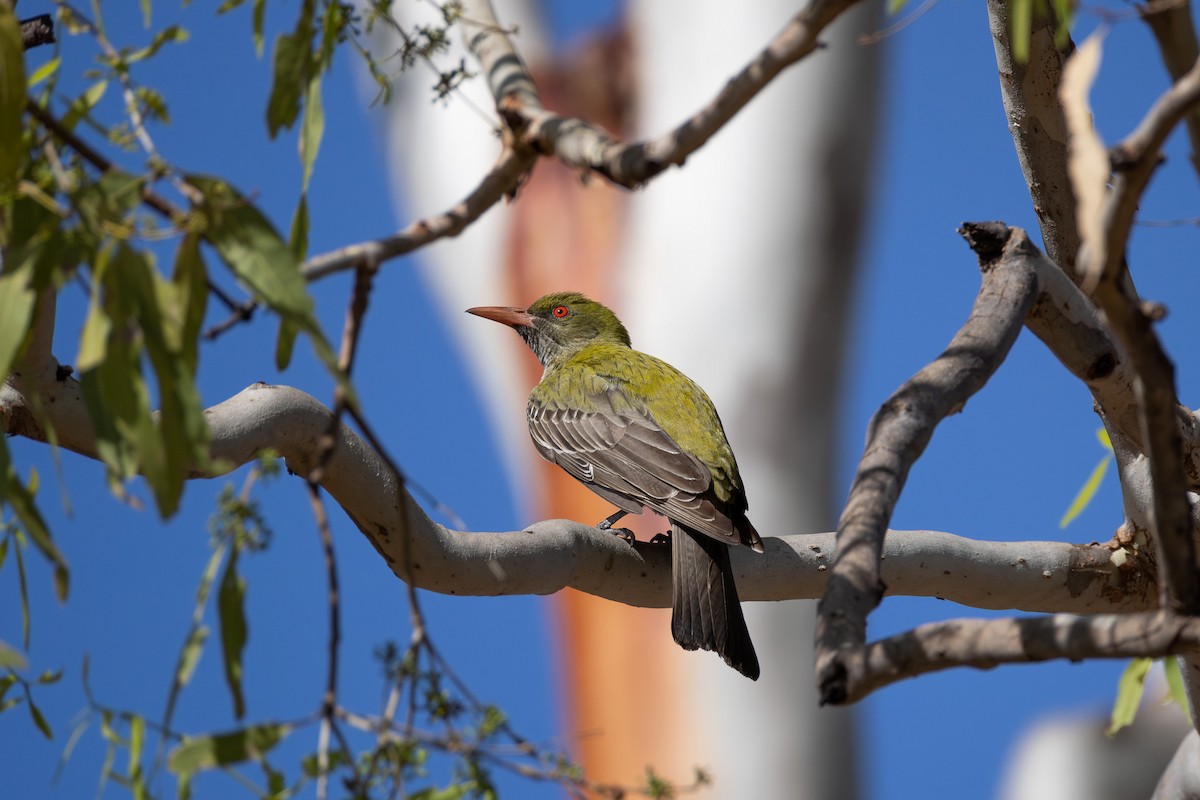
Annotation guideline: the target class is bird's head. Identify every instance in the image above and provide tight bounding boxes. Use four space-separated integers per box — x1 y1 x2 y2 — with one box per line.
467 291 632 367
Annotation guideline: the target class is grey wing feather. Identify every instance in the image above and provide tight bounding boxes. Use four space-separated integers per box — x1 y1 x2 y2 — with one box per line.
528 399 744 545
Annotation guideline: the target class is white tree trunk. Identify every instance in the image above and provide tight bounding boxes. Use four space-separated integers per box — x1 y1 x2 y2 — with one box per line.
617 3 879 796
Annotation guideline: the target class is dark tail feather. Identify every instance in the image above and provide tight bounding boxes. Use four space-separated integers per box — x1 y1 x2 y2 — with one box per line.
670 524 760 680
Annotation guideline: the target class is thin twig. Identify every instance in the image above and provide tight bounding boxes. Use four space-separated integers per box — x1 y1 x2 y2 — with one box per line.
301 145 537 281
305 481 364 799
460 0 866 188
25 99 184 221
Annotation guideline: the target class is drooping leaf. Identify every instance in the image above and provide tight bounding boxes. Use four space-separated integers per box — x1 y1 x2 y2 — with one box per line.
167 723 291 775
188 175 311 319
188 174 334 372
1163 657 1189 713
299 73 324 192
288 194 308 264
60 79 109 132
253 0 267 57
1010 0 1032 63
129 714 147 800
0 4 27 187
0 261 36 382
172 233 208 374
266 5 314 138
218 548 248 719
1108 657 1153 736
28 56 61 89
0 442 69 603
1060 455 1110 528
76 293 112 373
0 640 27 670
27 690 53 738
125 25 189 64
121 244 210 515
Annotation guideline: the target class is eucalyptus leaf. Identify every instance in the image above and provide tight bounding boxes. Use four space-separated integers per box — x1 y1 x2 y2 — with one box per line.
168 723 291 775
0 4 26 187
1108 657 1153 736
218 549 248 719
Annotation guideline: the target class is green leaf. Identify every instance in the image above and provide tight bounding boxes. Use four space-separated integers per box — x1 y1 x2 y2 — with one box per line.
0 260 36 381
13 534 29 649
0 673 17 702
1060 454 1110 528
77 292 112 372
60 79 109 132
0 441 69 603
288 195 309 264
299 72 324 192
1108 657 1153 736
125 25 189 64
37 668 62 684
1163 657 1189 713
129 714 146 800
172 233 208 375
1097 427 1112 450
189 176 311 319
122 244 210 515
28 56 61 89
188 174 334 372
1010 0 1032 63
167 723 291 775
218 548 248 719
179 625 209 689
0 640 27 670
253 0 267 57
266 20 312 138
27 691 53 738
73 169 146 234
887 0 909 14
0 4 27 188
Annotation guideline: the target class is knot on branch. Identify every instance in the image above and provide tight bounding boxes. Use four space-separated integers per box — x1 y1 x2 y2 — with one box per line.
957 221 1013 270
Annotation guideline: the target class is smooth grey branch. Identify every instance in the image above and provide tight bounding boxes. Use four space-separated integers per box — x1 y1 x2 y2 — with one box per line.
0 377 1152 613
815 222 1040 704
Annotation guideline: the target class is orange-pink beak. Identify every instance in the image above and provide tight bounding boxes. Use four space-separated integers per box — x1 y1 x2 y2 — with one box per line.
465 306 534 328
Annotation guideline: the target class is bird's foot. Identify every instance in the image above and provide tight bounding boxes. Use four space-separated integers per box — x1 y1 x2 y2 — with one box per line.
608 527 636 545
648 531 672 545
596 510 628 531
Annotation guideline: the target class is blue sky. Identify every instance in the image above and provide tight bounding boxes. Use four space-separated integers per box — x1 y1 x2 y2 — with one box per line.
4 2 1200 799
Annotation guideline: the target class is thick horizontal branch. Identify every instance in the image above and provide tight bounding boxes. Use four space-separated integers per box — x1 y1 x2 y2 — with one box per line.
0 379 1156 613
815 222 1040 704
838 610 1200 704
461 0 865 188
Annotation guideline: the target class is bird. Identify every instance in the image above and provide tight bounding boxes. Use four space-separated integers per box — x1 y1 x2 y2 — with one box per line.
467 291 762 680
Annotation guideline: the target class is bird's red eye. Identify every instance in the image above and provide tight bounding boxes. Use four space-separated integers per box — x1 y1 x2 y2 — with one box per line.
552 305 569 318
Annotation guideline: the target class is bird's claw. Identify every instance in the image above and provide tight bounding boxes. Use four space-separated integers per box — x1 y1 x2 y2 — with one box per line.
648 532 672 545
607 527 636 545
